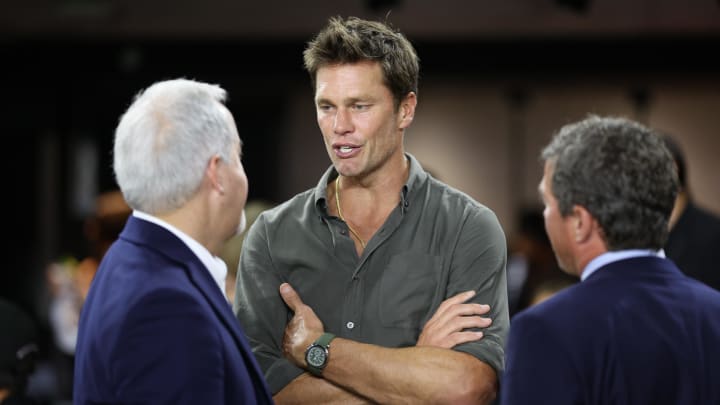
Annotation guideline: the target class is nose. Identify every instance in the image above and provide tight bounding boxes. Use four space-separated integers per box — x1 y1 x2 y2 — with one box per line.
333 108 353 134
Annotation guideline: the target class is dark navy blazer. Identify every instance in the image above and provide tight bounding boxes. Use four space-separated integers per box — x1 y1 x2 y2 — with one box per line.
74 216 273 405
501 256 720 405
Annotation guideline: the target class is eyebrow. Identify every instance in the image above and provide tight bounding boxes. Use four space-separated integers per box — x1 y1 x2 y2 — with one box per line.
316 96 369 106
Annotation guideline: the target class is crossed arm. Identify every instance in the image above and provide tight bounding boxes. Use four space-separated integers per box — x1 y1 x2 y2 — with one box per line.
274 284 498 405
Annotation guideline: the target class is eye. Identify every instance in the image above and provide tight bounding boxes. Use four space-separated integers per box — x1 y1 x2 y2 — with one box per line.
353 104 370 111
318 103 333 112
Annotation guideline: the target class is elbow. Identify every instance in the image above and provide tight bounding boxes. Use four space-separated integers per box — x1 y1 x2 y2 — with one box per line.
444 374 496 405
475 378 498 405
438 360 497 405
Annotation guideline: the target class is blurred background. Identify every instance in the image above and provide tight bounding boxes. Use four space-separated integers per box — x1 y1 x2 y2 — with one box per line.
2 0 720 402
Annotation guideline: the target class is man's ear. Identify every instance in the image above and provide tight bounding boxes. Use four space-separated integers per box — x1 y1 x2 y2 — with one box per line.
398 92 417 129
572 205 595 243
206 155 224 194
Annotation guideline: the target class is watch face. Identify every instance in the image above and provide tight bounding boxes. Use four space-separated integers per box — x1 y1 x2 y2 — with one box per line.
306 345 327 368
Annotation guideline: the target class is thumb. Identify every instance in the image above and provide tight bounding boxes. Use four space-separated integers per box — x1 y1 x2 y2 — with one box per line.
279 282 303 312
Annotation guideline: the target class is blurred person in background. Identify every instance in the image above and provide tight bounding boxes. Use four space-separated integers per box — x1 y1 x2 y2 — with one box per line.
46 191 131 332
44 190 131 396
505 208 577 316
0 298 39 405
661 134 720 291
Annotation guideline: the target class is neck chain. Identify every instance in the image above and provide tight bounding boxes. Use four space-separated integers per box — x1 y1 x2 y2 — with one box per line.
335 176 366 248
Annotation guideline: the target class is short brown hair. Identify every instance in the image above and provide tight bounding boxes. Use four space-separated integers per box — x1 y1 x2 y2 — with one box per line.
303 16 419 108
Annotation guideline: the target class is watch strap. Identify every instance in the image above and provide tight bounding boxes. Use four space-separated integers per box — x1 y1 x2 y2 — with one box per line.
306 332 335 376
315 332 336 348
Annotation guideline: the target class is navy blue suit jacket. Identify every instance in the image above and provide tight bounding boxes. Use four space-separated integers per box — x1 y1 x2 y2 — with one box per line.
74 216 273 405
501 256 720 405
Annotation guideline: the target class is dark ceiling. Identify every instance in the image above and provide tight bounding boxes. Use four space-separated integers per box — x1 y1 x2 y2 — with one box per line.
3 0 720 40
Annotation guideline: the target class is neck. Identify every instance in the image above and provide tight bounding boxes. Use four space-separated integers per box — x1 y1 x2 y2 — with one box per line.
155 205 223 256
331 156 409 251
335 176 366 249
342 153 409 191
573 233 608 278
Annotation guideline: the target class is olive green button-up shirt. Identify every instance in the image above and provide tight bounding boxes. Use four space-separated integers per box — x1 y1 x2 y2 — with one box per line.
234 153 509 395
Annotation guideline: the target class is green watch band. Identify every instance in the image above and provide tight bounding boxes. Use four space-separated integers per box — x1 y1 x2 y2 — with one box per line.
305 332 336 377
315 332 335 347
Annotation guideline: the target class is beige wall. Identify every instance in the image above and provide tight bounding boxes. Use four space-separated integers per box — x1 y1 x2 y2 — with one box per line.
280 75 720 238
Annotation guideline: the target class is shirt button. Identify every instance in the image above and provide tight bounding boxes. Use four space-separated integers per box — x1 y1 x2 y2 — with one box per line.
340 229 348 235
346 321 355 329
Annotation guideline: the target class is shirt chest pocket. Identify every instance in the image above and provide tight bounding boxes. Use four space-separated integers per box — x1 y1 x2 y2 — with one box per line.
377 252 444 329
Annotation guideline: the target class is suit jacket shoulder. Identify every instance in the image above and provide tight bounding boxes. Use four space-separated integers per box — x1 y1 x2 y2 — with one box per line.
74 216 273 405
502 256 720 405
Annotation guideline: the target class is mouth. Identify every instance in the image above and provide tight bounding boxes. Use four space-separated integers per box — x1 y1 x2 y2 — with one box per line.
334 144 360 158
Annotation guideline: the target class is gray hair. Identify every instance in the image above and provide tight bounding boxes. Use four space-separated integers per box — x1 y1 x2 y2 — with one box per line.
541 115 678 250
113 78 238 214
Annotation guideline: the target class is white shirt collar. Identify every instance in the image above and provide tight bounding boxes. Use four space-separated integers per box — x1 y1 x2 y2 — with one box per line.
132 211 228 297
581 249 665 281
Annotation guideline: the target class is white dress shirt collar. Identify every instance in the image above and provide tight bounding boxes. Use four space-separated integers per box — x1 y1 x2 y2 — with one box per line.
581 249 665 281
132 210 228 297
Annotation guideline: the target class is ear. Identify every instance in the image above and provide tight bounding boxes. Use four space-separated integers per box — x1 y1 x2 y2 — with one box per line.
206 155 225 195
571 205 595 243
398 92 417 129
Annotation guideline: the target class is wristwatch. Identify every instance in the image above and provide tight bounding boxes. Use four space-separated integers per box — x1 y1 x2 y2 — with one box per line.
305 332 336 377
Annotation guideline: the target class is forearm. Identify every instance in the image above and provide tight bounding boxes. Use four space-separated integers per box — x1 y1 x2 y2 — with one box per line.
277 284 498 404
274 373 374 405
322 339 497 405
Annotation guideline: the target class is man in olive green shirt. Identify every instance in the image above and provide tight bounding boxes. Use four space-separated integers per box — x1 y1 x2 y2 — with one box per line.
234 16 508 404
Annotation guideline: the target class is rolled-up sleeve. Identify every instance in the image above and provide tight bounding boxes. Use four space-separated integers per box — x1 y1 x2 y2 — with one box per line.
450 206 509 377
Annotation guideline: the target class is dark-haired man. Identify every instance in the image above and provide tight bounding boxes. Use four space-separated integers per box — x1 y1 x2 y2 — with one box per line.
502 115 720 405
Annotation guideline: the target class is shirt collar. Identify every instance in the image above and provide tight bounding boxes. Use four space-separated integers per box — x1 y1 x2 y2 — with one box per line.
313 152 428 216
581 249 666 281
132 210 228 297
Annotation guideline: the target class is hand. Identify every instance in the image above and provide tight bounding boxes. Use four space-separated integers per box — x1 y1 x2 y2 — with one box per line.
279 283 325 367
416 290 492 349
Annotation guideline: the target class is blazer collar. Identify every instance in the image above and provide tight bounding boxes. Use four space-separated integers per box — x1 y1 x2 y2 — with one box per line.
119 216 273 401
119 217 252 355
586 255 683 283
